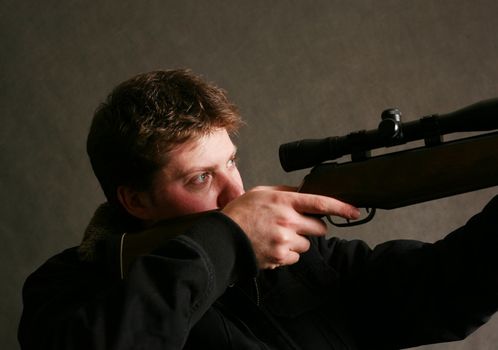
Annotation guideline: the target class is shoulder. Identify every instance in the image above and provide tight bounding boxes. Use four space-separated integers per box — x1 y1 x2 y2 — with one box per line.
22 247 112 302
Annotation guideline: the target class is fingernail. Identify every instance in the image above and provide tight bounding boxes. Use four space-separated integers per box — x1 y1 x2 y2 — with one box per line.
351 208 361 219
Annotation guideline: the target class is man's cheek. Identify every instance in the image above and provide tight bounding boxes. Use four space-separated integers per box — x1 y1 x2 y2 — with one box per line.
174 195 216 214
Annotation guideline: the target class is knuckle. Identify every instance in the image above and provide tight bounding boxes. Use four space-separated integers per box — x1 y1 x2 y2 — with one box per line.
290 252 300 264
273 246 288 264
301 239 311 252
275 217 290 230
293 238 310 254
272 230 290 245
311 196 329 214
339 203 353 217
269 190 286 204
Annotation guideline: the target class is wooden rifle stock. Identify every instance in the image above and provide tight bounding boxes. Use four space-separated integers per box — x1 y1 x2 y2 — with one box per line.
298 131 498 209
114 211 213 279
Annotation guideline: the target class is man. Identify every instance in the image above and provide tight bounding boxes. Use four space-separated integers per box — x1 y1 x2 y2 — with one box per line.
19 69 498 349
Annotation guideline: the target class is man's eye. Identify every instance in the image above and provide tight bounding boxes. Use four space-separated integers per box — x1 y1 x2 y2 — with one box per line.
228 156 237 167
191 173 211 185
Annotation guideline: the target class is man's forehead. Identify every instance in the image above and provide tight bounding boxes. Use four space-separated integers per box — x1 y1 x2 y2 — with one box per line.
162 129 236 176
169 128 234 156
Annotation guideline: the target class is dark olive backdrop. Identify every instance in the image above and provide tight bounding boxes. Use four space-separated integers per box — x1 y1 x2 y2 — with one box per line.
2 1 497 349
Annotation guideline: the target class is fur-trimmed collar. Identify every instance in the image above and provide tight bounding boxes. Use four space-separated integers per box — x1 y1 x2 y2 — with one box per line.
78 203 140 262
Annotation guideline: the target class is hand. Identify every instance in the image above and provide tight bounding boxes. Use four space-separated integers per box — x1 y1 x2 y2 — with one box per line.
222 186 360 269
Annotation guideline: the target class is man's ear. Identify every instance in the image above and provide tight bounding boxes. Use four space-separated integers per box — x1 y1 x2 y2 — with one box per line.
116 185 156 221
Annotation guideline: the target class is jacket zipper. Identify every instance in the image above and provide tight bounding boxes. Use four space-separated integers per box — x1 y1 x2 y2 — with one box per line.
253 277 260 307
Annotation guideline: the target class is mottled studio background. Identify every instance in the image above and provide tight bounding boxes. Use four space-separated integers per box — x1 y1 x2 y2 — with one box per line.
1 1 497 349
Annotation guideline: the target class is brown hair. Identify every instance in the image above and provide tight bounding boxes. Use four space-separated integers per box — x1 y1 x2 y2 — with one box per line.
87 69 243 204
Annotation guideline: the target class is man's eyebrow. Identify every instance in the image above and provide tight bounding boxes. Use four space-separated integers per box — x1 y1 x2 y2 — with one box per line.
173 145 238 178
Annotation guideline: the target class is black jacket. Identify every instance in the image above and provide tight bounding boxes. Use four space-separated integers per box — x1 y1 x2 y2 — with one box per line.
19 196 498 349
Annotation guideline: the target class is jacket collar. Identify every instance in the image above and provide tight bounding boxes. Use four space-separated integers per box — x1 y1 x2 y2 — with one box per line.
78 202 139 262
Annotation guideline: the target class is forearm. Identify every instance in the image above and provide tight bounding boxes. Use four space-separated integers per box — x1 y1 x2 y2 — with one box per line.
19 212 257 350
351 195 498 348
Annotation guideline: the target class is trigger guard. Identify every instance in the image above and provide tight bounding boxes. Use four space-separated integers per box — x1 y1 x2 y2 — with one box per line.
326 208 376 227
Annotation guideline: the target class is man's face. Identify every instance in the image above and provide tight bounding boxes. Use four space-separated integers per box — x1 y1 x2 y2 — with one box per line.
144 128 245 221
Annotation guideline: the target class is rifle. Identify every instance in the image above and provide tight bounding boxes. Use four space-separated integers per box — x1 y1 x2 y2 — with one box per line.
279 98 498 226
115 98 498 278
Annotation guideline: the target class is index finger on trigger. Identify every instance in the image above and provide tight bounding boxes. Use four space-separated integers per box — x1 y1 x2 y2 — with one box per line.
291 193 361 220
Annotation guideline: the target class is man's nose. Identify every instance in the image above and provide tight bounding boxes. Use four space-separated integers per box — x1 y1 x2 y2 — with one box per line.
217 178 244 208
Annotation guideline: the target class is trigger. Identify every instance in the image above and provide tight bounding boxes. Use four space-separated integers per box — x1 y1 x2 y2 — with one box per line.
326 208 376 227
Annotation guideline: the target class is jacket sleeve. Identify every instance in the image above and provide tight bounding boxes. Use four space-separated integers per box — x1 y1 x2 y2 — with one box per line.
18 211 258 350
317 195 498 349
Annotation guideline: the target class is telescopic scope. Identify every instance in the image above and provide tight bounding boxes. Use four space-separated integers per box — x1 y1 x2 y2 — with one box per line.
279 98 498 172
